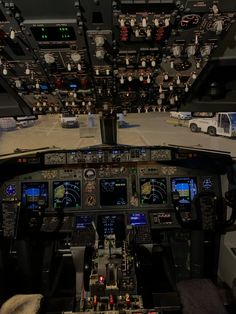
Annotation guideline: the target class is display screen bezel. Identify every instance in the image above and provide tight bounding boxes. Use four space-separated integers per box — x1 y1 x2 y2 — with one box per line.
21 181 49 210
171 177 198 209
53 180 81 209
99 178 128 207
139 177 167 206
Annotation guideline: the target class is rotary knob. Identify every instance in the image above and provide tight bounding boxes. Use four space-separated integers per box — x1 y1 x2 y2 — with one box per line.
44 53 55 64
71 52 81 62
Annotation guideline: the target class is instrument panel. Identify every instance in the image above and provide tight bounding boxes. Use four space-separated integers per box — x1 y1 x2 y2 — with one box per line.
1 162 220 211
0 145 230 239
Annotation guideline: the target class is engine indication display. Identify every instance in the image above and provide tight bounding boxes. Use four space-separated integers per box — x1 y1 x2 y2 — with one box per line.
99 179 127 206
53 181 81 209
140 178 167 205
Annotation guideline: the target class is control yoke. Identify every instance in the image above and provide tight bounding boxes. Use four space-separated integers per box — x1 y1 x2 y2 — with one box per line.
172 190 236 231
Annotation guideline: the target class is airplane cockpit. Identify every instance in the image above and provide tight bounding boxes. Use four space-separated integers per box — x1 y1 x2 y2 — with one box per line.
0 1 236 314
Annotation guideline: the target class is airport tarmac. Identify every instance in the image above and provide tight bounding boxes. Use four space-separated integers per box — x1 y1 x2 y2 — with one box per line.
0 112 235 158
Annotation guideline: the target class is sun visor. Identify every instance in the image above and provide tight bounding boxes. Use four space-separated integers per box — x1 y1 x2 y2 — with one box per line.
0 76 33 117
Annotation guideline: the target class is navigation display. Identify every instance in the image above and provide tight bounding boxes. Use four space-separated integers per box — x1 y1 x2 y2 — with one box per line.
171 177 197 208
99 179 127 206
129 213 147 226
97 214 126 241
140 178 167 205
21 182 48 210
53 181 81 209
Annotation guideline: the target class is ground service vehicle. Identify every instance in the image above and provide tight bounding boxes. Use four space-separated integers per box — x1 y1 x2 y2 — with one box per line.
189 112 236 137
60 112 79 128
169 111 192 120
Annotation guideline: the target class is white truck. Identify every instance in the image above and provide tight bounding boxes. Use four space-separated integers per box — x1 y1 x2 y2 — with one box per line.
189 112 236 137
60 112 79 128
